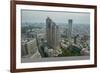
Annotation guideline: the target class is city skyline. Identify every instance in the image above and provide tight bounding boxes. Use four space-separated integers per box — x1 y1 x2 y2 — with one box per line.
21 10 90 24
21 10 90 63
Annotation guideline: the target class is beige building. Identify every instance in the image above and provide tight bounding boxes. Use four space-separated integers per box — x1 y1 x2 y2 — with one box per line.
21 39 41 58
26 39 38 55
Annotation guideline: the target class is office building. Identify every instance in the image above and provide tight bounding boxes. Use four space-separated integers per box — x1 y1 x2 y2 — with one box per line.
46 17 60 49
68 19 73 45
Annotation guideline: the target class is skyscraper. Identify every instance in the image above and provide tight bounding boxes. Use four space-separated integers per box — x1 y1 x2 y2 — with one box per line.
46 17 52 47
52 22 60 49
68 19 73 45
46 17 60 49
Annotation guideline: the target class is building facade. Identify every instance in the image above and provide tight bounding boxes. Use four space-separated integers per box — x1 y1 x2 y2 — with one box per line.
46 17 60 49
21 39 41 58
68 19 73 45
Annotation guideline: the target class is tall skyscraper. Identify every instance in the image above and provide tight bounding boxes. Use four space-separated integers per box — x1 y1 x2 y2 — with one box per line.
46 17 60 49
52 22 60 49
46 17 52 47
68 19 73 45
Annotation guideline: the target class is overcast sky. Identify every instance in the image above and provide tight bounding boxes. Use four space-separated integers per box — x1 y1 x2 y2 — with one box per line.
21 10 90 24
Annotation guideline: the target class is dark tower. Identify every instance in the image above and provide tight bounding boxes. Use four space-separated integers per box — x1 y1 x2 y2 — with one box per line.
68 19 73 45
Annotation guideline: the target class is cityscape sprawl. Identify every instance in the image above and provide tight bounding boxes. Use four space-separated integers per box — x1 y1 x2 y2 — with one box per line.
21 11 90 62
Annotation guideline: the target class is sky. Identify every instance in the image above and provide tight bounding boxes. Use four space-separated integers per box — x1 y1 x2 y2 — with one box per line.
21 10 90 24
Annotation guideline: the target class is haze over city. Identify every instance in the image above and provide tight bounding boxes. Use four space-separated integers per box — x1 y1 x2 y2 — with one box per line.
21 10 90 63
21 10 90 24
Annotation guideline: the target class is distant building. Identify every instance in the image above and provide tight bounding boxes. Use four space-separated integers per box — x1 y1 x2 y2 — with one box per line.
68 19 73 45
65 28 68 38
73 34 79 44
46 17 60 49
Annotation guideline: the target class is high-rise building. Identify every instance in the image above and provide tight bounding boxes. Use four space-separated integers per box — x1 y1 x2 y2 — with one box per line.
26 39 38 55
46 17 52 47
21 40 28 57
68 19 73 45
46 17 60 49
21 39 41 58
52 22 60 49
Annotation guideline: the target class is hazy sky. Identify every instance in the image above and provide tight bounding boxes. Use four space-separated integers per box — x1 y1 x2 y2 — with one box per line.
21 10 90 24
